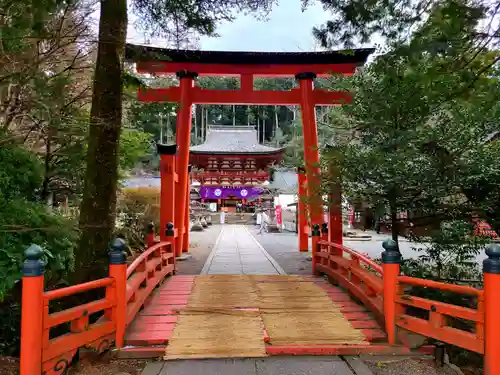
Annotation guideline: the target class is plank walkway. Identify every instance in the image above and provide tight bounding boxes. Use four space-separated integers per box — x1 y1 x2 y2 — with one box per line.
123 275 387 355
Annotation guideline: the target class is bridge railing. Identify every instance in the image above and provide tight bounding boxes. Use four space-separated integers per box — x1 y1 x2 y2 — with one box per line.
313 225 500 375
395 275 484 354
316 236 384 323
19 222 176 375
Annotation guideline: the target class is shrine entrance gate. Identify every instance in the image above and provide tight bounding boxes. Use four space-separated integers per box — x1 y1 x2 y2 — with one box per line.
128 45 374 266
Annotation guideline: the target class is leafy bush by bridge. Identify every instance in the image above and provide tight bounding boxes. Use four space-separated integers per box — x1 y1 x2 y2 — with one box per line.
0 141 78 355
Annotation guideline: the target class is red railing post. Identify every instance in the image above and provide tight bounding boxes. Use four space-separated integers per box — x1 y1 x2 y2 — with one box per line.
483 244 500 375
108 238 127 349
381 239 402 345
311 224 321 274
20 244 45 375
145 222 156 248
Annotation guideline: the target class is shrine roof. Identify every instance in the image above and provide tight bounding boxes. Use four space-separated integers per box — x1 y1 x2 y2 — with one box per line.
190 126 285 155
125 44 374 66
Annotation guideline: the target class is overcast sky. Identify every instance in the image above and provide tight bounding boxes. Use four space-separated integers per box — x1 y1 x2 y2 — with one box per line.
127 0 329 52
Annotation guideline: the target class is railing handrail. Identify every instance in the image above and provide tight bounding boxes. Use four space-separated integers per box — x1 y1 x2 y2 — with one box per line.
397 275 483 296
126 240 172 278
317 239 383 274
43 278 114 301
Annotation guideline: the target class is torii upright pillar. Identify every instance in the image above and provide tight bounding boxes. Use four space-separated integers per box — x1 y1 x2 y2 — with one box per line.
183 165 192 253
297 167 309 252
157 144 177 243
174 71 197 256
296 72 323 272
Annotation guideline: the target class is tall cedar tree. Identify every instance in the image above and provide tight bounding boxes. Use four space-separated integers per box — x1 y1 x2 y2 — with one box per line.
77 0 276 280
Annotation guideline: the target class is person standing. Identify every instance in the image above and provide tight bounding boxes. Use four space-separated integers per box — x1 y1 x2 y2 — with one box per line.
258 210 267 234
220 210 226 225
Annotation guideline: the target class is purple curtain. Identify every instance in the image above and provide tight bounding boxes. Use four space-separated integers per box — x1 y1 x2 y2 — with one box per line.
200 186 264 199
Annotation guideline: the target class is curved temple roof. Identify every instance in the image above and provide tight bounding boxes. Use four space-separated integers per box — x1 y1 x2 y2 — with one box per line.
125 44 374 66
190 126 284 155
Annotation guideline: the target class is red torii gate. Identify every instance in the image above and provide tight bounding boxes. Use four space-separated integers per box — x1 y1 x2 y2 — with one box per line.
126 45 373 263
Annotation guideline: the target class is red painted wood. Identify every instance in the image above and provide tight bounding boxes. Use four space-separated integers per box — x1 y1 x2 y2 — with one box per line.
338 302 367 313
362 329 387 342
161 281 195 286
161 284 194 288
167 275 196 280
141 307 185 315
343 312 373 321
151 297 190 304
157 289 193 295
138 87 352 106
155 288 192 294
133 315 178 324
136 61 357 77
265 344 411 356
162 280 195 285
114 346 167 359
125 335 171 346
128 323 176 333
263 329 270 343
351 320 380 329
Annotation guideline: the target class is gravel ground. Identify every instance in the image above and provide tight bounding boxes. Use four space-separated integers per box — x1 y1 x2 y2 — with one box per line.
67 352 146 375
247 226 312 275
364 358 458 375
0 356 19 375
175 225 222 275
0 353 147 375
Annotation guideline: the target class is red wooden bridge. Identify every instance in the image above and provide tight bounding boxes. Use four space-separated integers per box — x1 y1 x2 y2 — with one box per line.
18 45 500 375
19 230 500 375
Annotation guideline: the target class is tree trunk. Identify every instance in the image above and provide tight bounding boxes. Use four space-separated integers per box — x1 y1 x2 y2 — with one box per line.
41 127 52 204
389 203 399 251
76 0 127 281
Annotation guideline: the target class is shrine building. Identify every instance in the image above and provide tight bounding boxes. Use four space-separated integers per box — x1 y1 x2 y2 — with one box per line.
190 125 285 212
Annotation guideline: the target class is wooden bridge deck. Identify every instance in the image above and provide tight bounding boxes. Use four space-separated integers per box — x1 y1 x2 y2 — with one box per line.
119 274 398 359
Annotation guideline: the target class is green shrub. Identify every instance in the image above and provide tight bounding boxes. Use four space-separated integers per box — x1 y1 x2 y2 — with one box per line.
403 220 485 282
0 140 78 355
0 196 78 298
0 140 43 201
115 187 160 253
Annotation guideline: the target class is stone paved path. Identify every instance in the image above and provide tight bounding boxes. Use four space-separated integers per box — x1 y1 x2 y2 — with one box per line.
144 357 360 375
200 225 285 275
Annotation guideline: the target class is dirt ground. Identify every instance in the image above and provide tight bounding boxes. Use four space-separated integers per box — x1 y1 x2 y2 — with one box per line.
66 353 146 375
0 353 146 375
364 357 479 375
0 356 19 375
